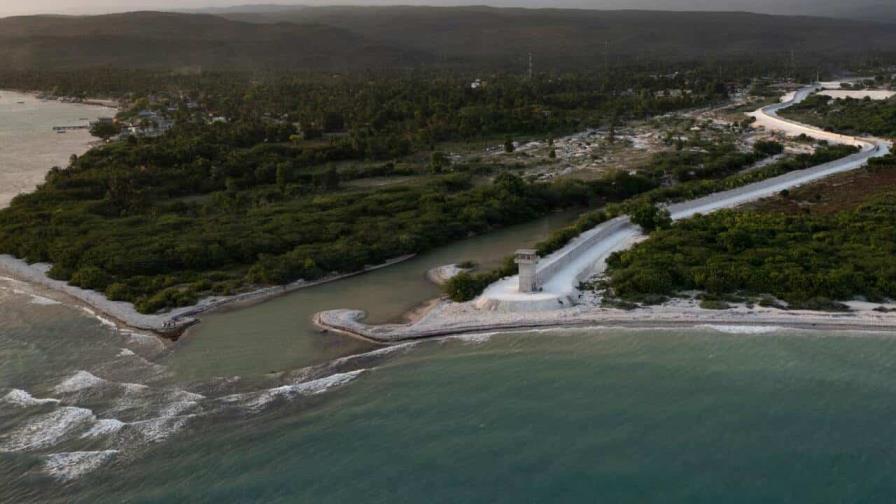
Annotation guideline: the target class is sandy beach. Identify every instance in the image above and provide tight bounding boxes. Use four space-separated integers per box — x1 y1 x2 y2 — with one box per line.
0 90 117 208
316 297 896 343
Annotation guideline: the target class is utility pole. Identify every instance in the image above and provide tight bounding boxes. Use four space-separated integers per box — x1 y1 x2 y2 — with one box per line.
528 52 534 80
604 40 610 72
790 49 795 80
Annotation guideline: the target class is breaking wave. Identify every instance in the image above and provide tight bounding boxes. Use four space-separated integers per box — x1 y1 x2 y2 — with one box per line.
54 370 149 396
126 415 195 444
155 390 204 417
701 325 783 335
0 407 96 452
220 370 366 411
28 294 61 306
329 342 420 367
444 332 497 344
2 389 60 407
81 418 126 439
43 450 119 481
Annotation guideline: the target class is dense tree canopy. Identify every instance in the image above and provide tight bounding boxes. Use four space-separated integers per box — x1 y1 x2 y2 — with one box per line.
606 161 896 306
0 69 729 313
782 95 896 137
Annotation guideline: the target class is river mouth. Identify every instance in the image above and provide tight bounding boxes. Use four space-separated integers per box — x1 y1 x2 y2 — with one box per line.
0 208 580 494
158 210 580 383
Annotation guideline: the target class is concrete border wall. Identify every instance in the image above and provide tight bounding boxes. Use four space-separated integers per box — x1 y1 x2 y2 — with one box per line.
535 217 630 286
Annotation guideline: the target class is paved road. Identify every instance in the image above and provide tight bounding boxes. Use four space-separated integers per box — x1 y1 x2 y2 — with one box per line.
477 84 892 312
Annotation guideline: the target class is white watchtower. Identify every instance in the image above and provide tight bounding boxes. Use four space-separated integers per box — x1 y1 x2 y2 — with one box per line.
515 249 539 293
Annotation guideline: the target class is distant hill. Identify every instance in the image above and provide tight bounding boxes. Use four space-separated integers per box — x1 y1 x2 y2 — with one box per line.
221 6 896 65
1 7 895 71
0 11 424 71
200 1 896 24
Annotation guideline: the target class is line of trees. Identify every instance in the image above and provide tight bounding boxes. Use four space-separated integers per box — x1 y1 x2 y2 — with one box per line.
781 94 896 137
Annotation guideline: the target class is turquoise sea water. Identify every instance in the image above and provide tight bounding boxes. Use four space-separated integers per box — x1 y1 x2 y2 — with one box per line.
5 298 896 503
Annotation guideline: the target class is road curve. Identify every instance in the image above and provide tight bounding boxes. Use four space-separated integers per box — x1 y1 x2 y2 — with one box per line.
475 84 892 313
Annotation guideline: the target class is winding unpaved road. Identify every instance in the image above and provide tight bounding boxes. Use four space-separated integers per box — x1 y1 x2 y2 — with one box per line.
475 83 892 313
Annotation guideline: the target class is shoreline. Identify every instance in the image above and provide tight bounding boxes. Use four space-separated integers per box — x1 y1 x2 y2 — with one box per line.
315 300 896 343
2 81 893 342
0 254 415 339
0 89 118 208
0 89 419 338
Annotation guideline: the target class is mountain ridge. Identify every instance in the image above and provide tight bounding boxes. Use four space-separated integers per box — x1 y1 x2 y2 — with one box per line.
1 8 894 71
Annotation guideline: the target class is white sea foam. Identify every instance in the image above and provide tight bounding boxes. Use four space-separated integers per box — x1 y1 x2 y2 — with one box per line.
155 390 205 417
129 415 193 443
95 315 118 329
0 275 27 287
81 418 126 438
701 325 783 335
44 450 118 481
123 330 167 352
446 332 497 344
293 370 366 395
105 347 169 379
156 401 199 418
2 389 60 407
28 294 61 306
79 306 118 329
221 370 366 411
0 407 96 452
54 371 106 394
54 370 149 395
330 342 419 367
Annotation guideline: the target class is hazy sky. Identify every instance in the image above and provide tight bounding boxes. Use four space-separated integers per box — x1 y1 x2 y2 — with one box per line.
0 0 876 18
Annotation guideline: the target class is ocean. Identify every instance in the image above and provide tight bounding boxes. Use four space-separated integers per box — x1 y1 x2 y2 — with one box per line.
4 285 896 502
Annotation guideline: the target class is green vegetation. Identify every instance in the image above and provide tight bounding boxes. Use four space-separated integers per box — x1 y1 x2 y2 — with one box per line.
89 121 120 141
0 150 587 313
606 159 896 308
444 141 857 302
618 144 859 209
0 70 727 314
629 203 672 233
781 94 896 137
444 257 518 303
699 299 731 310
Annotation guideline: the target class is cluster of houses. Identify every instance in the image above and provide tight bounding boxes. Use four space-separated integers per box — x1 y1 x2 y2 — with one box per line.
117 109 174 138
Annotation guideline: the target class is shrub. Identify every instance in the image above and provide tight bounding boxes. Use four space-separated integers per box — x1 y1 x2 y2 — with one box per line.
629 203 672 232
700 299 731 310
